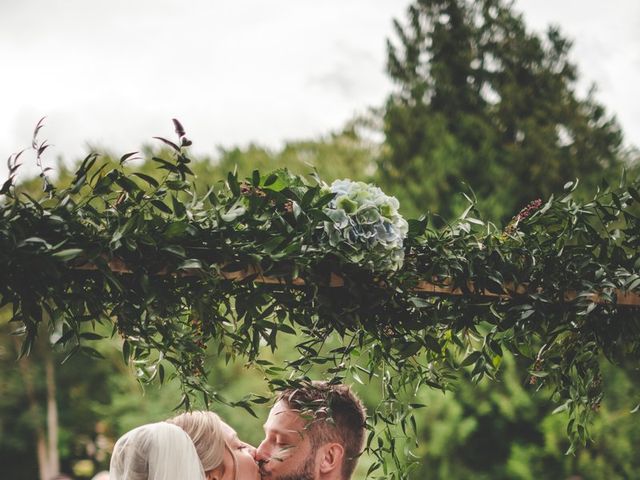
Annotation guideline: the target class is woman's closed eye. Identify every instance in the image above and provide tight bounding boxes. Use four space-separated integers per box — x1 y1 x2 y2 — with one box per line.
230 438 257 459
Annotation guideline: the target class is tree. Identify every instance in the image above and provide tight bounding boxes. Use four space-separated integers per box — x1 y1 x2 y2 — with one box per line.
187 118 379 190
380 0 625 221
410 354 640 480
0 323 60 480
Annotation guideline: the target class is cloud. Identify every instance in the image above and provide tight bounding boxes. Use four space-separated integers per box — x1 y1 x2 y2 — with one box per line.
306 42 379 99
1 0 638 181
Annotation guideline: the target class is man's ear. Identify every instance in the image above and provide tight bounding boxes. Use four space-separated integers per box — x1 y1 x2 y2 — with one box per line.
318 442 344 474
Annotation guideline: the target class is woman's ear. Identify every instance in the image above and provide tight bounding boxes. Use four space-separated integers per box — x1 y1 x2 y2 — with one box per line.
318 442 344 474
206 468 221 480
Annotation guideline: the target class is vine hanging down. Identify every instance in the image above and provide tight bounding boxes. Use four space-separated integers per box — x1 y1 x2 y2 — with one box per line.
1 120 640 473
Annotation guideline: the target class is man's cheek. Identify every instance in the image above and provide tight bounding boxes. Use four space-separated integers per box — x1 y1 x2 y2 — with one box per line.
282 444 299 458
272 454 290 467
260 451 288 473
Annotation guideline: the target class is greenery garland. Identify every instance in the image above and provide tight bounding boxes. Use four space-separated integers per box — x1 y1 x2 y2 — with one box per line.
1 120 639 476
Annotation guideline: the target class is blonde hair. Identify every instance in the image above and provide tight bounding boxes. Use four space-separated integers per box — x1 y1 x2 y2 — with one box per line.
167 411 226 473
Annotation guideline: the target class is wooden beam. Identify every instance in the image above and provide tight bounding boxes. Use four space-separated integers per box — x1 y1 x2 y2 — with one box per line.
74 259 640 307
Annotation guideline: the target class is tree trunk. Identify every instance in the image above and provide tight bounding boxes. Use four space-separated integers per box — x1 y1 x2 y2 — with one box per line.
45 349 60 477
13 333 60 480
36 432 49 480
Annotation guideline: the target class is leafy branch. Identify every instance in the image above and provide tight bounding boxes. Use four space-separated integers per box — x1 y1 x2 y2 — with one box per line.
1 120 639 478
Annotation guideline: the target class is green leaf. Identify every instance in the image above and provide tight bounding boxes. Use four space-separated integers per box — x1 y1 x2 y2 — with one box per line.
263 174 278 186
178 259 203 270
152 200 173 214
52 248 84 261
277 324 296 335
119 151 139 165
61 345 80 365
79 332 105 340
220 203 246 222
131 172 159 188
171 195 186 218
54 329 76 346
79 345 105 359
153 136 180 152
628 187 640 203
409 297 431 308
228 172 240 197
460 351 482 367
152 156 178 172
19 237 52 249
301 186 318 208
164 221 188 239
553 401 571 415
313 192 335 208
122 340 131 365
398 341 422 358
263 176 288 192
115 175 139 193
162 245 186 258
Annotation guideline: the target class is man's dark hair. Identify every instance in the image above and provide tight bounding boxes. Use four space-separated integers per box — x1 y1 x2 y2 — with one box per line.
277 381 367 479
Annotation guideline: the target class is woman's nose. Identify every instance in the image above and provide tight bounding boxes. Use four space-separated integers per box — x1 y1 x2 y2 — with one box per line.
245 443 257 459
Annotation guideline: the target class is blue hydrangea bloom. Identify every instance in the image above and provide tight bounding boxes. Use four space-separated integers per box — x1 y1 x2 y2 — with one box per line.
321 179 408 271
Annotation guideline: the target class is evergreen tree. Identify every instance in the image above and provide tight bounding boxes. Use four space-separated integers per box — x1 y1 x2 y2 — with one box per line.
411 354 640 479
380 0 624 221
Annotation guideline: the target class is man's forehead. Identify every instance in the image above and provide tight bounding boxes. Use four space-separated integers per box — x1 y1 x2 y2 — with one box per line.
264 401 307 433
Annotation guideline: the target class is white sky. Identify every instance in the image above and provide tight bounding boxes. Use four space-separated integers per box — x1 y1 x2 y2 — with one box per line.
1 0 639 180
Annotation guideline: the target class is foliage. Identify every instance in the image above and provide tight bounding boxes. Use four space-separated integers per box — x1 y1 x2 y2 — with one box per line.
411 354 640 480
0 309 269 479
1 120 640 478
187 119 379 190
380 0 626 221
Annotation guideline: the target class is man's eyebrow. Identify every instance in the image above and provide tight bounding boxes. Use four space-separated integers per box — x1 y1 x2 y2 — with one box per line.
262 425 297 436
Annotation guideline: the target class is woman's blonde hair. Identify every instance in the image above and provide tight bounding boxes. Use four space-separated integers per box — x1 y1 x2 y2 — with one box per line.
167 411 226 472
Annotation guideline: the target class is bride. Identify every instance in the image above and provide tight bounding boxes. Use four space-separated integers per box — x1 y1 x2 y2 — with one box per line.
109 422 205 480
168 410 260 480
110 412 260 480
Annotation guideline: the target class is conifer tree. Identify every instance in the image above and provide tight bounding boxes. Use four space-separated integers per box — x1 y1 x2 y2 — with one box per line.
380 0 624 221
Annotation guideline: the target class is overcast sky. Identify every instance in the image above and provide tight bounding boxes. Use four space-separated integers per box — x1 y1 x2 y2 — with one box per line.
1 0 639 180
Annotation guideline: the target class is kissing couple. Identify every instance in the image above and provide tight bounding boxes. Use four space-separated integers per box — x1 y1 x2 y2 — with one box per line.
109 381 366 480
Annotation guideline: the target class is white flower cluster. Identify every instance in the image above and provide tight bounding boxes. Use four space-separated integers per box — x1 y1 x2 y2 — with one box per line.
322 179 408 272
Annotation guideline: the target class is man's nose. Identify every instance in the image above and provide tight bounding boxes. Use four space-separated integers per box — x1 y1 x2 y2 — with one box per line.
255 440 270 463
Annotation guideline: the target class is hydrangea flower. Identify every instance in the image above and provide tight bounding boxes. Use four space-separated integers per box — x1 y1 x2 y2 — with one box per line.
321 179 408 271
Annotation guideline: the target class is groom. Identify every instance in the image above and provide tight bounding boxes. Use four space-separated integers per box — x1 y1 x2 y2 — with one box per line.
256 381 366 480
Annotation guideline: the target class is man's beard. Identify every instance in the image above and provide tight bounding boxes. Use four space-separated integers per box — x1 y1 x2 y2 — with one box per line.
265 455 314 480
